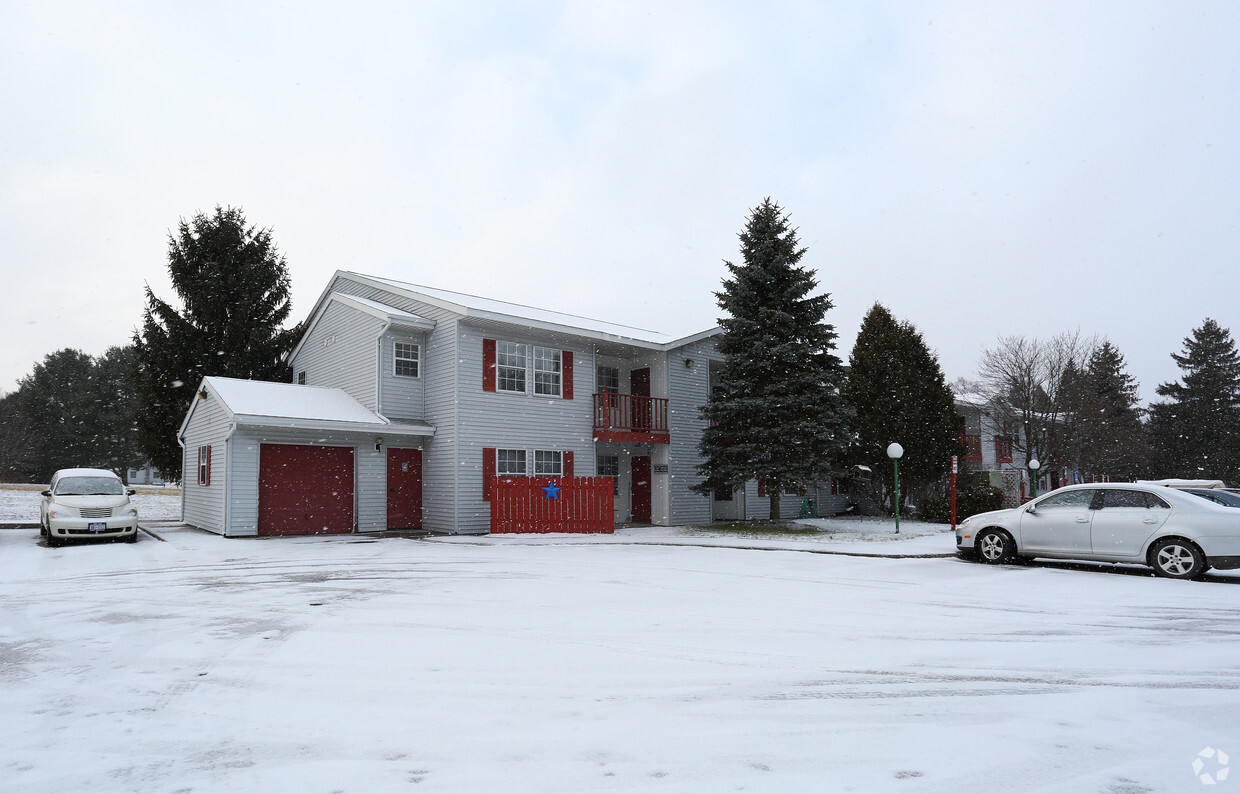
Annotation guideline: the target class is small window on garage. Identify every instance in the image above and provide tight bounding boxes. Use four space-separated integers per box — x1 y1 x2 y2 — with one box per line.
597 455 619 494
197 445 212 486
296 370 307 385
394 342 419 378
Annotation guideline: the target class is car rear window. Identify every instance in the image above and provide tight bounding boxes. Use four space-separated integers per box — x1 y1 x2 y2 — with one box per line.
54 477 124 496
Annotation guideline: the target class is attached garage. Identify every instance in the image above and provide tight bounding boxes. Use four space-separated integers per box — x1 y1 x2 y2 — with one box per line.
179 377 434 537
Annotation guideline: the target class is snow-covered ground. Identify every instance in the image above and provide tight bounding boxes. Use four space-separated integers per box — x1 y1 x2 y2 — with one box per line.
4 517 1240 792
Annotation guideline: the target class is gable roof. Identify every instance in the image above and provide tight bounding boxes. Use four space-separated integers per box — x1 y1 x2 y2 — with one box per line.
298 270 719 351
180 377 434 438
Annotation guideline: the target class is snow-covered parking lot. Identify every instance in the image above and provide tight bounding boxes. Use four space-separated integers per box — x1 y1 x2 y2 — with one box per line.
4 518 1240 793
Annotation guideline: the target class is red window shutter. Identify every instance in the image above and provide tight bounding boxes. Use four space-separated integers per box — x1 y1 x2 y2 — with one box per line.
206 446 211 486
483 447 496 500
562 350 573 399
483 339 496 392
757 476 766 498
563 450 574 478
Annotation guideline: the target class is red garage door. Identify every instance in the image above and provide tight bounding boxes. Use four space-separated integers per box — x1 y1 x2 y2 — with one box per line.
258 444 355 535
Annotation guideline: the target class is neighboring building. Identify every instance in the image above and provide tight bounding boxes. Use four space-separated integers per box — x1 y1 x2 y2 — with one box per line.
178 270 806 536
954 389 1032 508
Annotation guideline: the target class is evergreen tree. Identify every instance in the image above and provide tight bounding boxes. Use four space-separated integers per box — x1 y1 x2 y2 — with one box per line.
692 199 849 518
134 206 300 480
1061 340 1148 479
842 303 959 514
1150 318 1240 481
0 347 144 481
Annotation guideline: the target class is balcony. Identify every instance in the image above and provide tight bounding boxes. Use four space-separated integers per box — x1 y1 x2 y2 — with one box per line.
594 393 669 444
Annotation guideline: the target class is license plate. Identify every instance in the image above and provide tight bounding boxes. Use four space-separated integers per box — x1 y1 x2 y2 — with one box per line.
88 522 106 532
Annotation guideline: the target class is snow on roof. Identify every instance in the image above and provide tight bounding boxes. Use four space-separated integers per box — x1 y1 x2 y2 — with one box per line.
352 272 683 345
1137 479 1228 489
205 377 388 425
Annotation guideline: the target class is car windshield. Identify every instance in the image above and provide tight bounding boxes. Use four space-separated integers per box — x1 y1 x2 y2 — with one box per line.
54 477 124 496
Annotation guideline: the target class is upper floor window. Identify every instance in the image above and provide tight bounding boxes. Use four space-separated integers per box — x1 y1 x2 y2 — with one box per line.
596 366 620 394
394 341 419 378
497 342 527 393
532 347 561 396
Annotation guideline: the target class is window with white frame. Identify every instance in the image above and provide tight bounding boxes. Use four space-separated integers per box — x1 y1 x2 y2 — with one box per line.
532 347 561 396
197 445 211 486
534 450 562 477
496 448 526 476
394 341 419 378
296 370 306 385
496 342 527 393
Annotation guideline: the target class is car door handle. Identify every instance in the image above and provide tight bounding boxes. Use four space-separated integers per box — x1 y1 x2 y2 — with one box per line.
1143 517 1158 524
1075 517 1089 523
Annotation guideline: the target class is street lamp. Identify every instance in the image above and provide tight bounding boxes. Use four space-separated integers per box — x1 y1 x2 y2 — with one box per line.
887 442 904 534
1028 458 1041 499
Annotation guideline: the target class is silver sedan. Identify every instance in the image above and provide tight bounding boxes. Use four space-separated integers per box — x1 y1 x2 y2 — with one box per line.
956 482 1240 579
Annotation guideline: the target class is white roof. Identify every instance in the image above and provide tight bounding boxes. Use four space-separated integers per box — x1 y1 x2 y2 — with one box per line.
1136 479 1227 489
349 272 716 348
190 377 433 437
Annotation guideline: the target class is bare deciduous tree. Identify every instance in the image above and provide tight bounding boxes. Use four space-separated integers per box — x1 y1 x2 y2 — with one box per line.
976 331 1096 473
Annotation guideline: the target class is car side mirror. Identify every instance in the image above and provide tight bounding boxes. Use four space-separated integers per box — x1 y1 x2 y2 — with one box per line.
41 489 52 497
127 489 136 496
1026 502 1036 513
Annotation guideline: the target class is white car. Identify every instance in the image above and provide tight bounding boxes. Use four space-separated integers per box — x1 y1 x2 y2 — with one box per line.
956 482 1240 579
40 468 139 546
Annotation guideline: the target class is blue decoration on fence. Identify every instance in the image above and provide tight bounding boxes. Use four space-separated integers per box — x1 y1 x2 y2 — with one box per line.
542 482 561 500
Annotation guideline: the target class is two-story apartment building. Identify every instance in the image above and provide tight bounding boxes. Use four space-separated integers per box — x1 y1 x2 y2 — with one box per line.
178 271 805 536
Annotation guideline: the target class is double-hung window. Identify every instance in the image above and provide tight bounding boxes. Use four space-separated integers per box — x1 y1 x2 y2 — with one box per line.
496 448 526 477
532 347 561 396
394 342 419 378
197 445 211 486
496 342 527 393
534 450 562 477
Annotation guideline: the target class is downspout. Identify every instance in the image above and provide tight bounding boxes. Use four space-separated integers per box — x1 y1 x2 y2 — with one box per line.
223 420 237 535
374 319 393 422
175 433 186 526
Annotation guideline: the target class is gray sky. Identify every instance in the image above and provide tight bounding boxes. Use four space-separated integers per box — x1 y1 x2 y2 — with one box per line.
3 1 1237 404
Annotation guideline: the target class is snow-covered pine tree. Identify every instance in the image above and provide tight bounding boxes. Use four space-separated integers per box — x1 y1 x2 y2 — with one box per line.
1150 318 1240 482
692 199 849 519
133 207 301 480
842 303 958 514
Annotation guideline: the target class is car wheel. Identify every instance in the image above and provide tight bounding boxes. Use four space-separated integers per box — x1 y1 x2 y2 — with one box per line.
1149 538 1207 580
124 531 138 544
45 530 60 548
976 529 1015 564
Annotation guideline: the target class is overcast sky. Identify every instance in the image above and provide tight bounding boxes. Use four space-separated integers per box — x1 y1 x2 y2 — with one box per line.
2 1 1237 404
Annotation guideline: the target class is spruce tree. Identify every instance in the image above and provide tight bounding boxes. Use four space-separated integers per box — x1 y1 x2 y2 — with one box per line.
1065 341 1148 479
1150 318 1240 481
693 199 849 518
842 303 959 514
133 207 300 480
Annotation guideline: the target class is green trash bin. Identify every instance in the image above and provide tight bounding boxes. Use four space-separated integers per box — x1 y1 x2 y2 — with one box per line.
798 498 817 518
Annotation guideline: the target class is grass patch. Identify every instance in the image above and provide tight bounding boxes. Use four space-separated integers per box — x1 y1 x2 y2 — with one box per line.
688 520 824 537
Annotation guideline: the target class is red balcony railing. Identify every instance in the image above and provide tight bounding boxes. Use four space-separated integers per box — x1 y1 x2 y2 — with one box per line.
594 393 669 443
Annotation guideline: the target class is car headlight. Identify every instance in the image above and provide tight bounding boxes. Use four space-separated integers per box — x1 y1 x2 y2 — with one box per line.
958 516 971 528
127 508 138 517
49 510 62 519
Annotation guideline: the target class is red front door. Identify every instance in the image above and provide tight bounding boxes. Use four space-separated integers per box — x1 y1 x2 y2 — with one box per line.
258 444 355 535
631 455 651 523
387 448 423 530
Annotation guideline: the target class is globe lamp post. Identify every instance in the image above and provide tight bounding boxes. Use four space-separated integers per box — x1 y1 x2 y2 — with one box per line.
887 442 904 534
1029 458 1041 500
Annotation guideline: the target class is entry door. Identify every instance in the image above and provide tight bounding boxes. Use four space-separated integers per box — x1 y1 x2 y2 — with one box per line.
631 455 652 523
387 448 423 530
631 368 651 430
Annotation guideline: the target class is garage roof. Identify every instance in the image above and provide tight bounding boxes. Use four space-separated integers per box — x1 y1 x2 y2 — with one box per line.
187 377 434 437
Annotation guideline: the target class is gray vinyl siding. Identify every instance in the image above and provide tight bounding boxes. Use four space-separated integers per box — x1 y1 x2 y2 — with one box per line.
379 329 427 421
180 395 230 533
666 339 717 526
455 321 594 534
326 274 460 533
226 428 415 536
742 480 803 520
290 300 383 411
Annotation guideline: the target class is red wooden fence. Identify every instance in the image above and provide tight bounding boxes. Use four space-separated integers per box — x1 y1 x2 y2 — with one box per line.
490 476 615 534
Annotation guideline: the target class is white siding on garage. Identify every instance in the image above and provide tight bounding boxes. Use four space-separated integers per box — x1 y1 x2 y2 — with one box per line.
180 392 231 533
290 300 383 411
